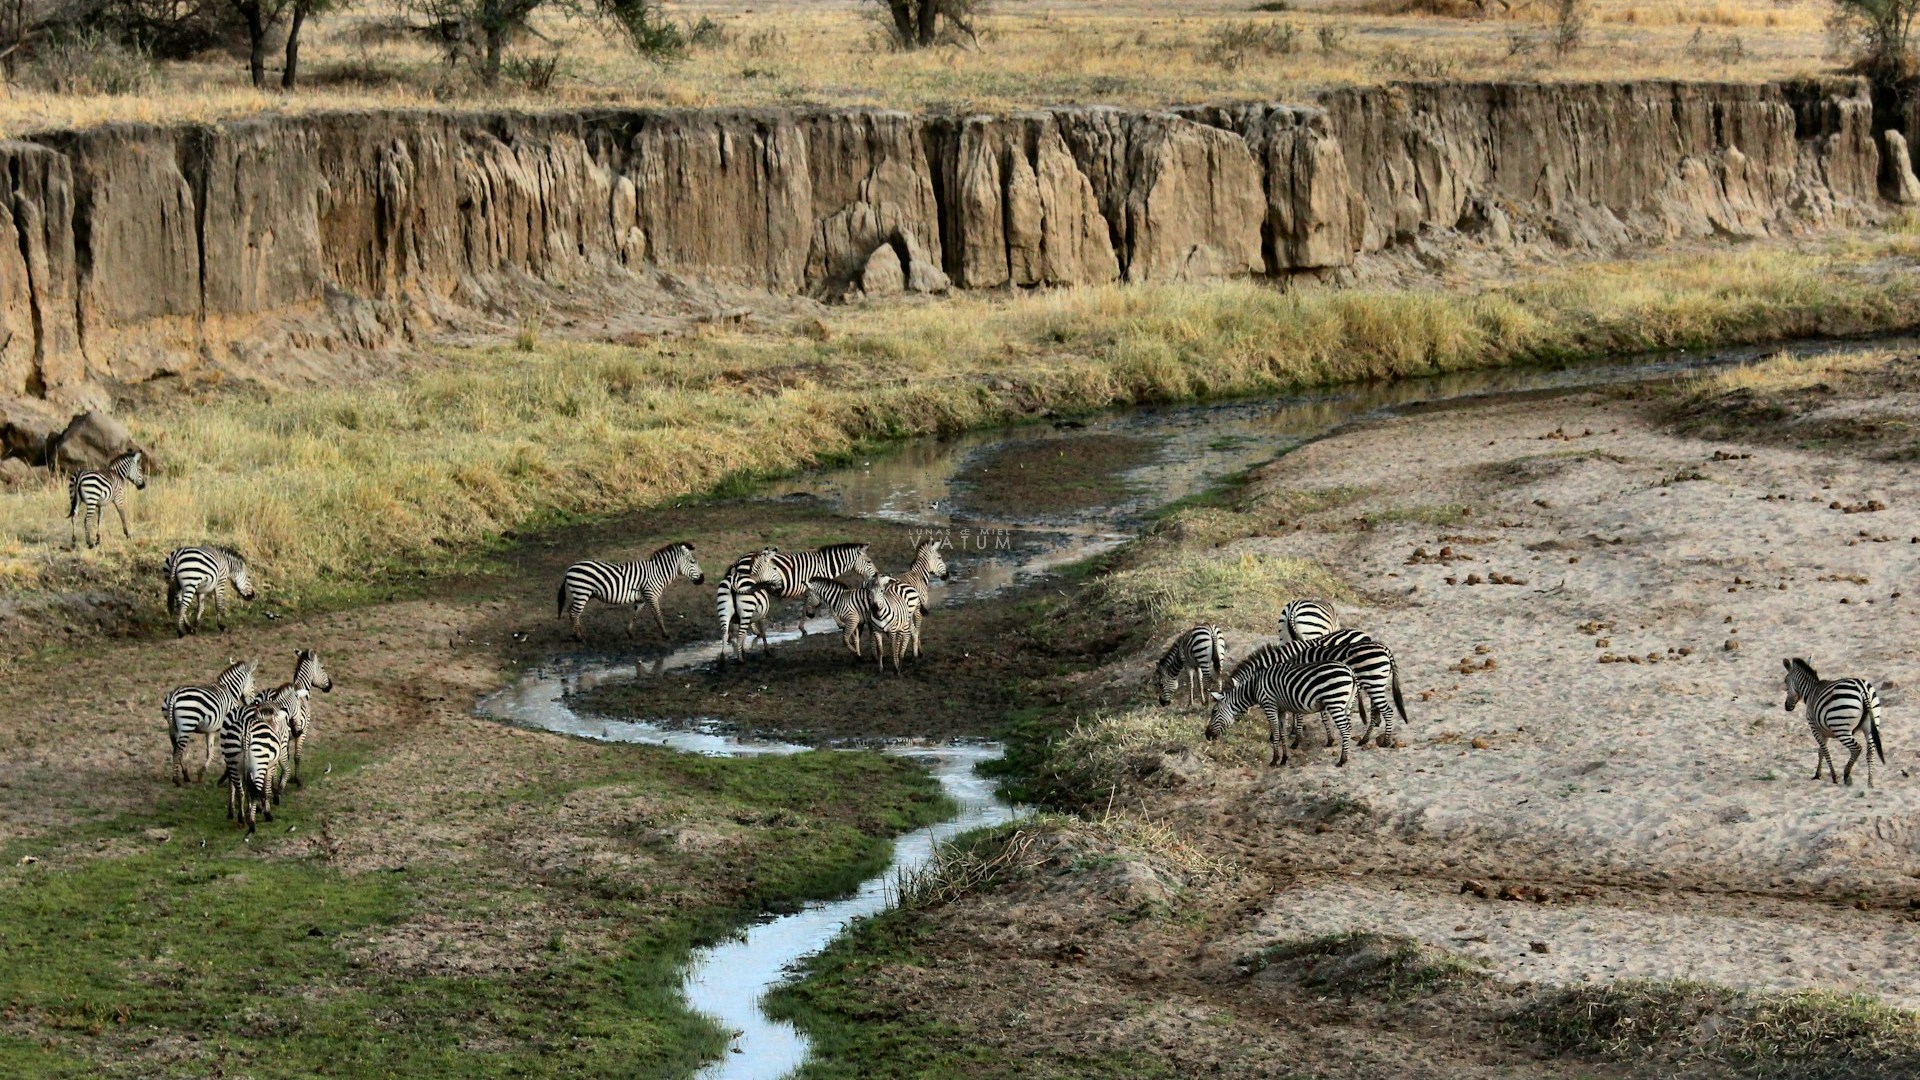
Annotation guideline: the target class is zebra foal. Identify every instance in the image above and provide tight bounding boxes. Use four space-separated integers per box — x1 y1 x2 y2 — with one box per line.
558 542 705 641
1783 658 1887 788
68 450 147 549
163 660 255 785
1207 660 1360 767
255 649 333 788
164 547 256 636
1154 625 1228 707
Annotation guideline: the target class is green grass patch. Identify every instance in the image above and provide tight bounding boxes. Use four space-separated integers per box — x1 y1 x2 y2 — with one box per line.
0 747 953 1078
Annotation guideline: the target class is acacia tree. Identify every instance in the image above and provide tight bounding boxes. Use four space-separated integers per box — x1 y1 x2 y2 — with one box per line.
1831 0 1920 80
282 0 344 88
871 0 981 49
230 0 280 87
412 0 677 87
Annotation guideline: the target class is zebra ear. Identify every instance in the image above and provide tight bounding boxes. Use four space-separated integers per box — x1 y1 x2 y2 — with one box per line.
1209 691 1223 701
1784 658 1795 671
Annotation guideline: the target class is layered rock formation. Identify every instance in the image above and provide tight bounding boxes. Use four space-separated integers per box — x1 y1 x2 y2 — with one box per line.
0 78 1894 415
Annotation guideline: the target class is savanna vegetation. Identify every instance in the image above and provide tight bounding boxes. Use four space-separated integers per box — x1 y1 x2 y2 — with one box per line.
0 0 1865 138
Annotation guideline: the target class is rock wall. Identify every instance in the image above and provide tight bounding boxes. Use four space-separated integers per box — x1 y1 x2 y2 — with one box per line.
0 78 1890 411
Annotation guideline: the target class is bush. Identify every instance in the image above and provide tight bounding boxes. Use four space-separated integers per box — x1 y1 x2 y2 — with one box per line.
1830 0 1920 80
1199 19 1299 72
15 28 153 93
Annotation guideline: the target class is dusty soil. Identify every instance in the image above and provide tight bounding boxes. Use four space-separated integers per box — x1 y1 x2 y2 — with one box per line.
948 432 1156 522
794 367 1920 1077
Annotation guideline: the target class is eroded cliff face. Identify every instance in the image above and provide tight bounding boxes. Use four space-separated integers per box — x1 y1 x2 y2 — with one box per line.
0 79 1892 411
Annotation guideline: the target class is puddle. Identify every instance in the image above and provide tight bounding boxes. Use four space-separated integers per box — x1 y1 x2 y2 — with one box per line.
475 336 1902 1078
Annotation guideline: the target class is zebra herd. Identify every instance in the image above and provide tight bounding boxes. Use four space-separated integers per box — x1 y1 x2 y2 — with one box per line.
1155 599 1408 768
162 648 333 835
557 537 950 673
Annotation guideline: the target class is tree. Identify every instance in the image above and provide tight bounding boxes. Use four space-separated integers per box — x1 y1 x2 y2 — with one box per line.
230 0 281 87
1831 0 1920 81
282 0 344 89
871 0 981 50
411 0 679 87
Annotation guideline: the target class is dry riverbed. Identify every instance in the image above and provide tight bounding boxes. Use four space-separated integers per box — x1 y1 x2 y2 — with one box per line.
782 350 1920 1079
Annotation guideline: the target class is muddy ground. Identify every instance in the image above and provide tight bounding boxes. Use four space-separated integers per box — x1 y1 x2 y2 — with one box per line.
778 352 1920 1079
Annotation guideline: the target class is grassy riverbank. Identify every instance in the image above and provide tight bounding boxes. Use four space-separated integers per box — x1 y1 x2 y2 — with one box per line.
4 240 1917 651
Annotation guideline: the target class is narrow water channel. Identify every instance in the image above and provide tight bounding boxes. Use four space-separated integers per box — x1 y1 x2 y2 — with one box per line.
474 337 1889 1079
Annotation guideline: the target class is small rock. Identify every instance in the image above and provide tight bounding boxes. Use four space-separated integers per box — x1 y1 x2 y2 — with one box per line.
1530 941 1551 954
1725 639 1740 651
1470 737 1491 750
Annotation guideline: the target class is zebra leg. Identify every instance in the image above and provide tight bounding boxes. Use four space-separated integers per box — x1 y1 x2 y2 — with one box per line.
1262 703 1286 766
569 600 587 641
85 506 99 549
624 605 638 639
214 584 228 633
1330 702 1354 768
201 733 218 783
1839 735 1864 787
115 495 131 539
171 739 187 786
650 598 671 639
291 731 304 787
1320 712 1336 749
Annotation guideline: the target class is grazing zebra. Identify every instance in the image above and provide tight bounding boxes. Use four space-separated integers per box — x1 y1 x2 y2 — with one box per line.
864 575 919 674
1154 624 1229 707
1207 660 1360 767
227 700 290 835
162 660 255 785
1279 599 1339 643
67 450 147 549
164 547 256 636
802 577 875 656
255 650 332 788
1783 658 1887 788
558 542 705 641
1225 629 1409 747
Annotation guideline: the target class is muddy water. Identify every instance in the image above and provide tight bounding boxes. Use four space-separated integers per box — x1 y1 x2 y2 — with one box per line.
476 338 1882 1079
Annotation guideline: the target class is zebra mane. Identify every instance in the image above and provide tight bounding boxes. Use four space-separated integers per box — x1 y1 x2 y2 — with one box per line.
1787 657 1818 681
1224 641 1302 685
651 540 694 557
819 542 868 558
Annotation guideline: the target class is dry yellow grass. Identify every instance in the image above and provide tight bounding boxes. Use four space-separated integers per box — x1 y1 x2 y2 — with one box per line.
0 0 1840 138
0 238 1913 615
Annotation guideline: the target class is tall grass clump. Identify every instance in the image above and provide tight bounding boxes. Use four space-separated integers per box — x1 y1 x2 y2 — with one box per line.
0 243 1915 619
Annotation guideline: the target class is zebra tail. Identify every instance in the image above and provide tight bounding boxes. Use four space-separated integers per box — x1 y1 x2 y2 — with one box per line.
66 482 78 520
1870 685 1887 764
1391 658 1410 727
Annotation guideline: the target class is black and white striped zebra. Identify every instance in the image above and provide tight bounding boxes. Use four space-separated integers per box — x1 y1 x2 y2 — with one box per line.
802 577 875 656
864 575 919 674
162 660 255 785
719 543 877 660
1154 624 1228 707
1225 629 1409 747
722 581 778 662
1207 659 1360 767
164 546 256 636
558 542 705 641
1783 657 1887 787
884 539 948 659
255 649 332 788
226 700 290 835
67 450 146 549
1279 599 1339 643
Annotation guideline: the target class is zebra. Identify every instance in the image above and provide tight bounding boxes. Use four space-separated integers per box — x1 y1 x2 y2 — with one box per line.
1279 599 1339 643
255 649 332 788
228 700 290 835
164 547 256 636
1783 658 1887 788
67 450 146 549
558 542 705 641
720 543 877 659
1154 625 1228 707
162 660 255 785
888 539 949 659
802 577 876 656
1207 659 1360 767
1225 629 1409 747
864 575 920 674
723 581 778 662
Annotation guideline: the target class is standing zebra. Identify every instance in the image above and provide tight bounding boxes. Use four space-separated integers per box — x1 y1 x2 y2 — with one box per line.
1225 629 1409 747
162 660 255 785
558 542 705 641
67 450 147 549
1783 658 1887 788
891 539 949 659
802 577 875 656
720 543 877 660
1154 625 1229 707
164 547 256 636
864 575 919 674
227 700 290 835
1207 660 1360 767
1279 599 1339 643
723 581 777 662
255 649 332 788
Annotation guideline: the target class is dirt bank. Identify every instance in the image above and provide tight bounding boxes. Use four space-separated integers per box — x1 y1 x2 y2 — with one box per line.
781 351 1920 1078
